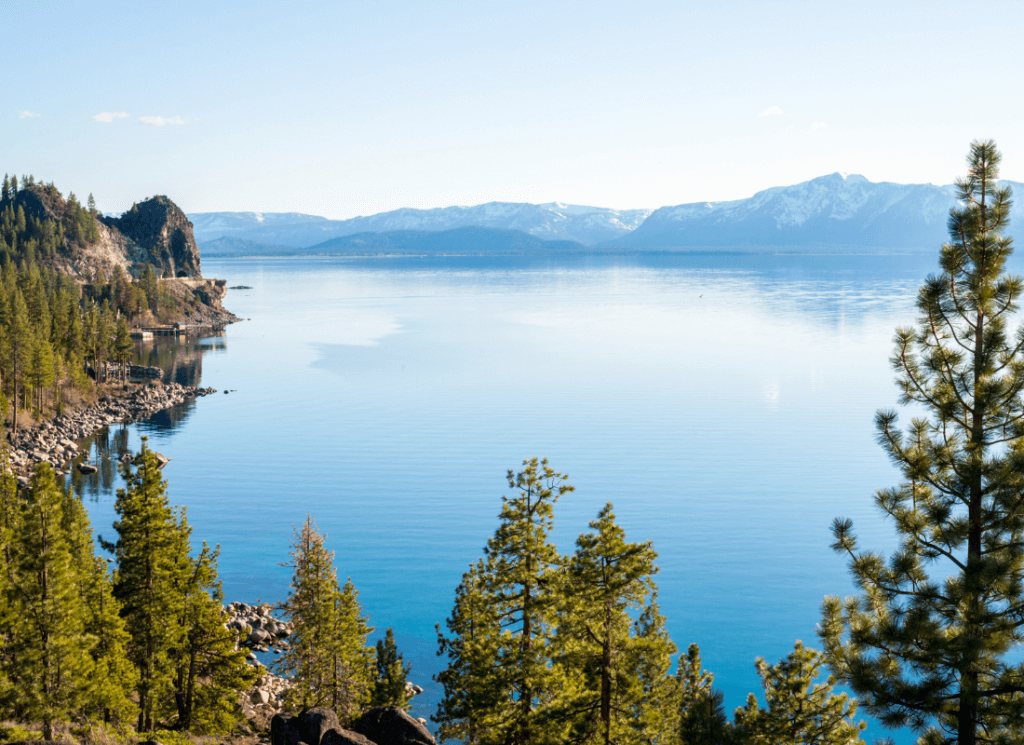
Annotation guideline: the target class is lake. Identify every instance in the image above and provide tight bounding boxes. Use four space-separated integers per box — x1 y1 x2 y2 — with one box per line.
78 251 961 741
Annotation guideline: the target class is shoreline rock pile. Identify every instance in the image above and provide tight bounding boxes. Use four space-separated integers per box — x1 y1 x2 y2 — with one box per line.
227 601 294 656
3 382 216 483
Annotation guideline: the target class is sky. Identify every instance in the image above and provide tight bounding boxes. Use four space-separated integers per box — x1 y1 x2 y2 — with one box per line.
4 0 1024 218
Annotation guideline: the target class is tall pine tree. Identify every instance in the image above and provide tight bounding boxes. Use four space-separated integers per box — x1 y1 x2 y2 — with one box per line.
820 140 1024 745
276 515 373 722
105 440 186 731
551 502 677 745
2 465 95 739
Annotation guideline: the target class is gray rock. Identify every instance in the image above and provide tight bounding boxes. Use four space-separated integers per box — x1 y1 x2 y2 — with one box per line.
299 706 341 745
271 713 304 745
354 706 436 745
321 729 377 745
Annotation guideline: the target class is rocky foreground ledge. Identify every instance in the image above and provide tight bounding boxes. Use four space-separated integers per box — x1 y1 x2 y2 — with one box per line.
4 382 217 484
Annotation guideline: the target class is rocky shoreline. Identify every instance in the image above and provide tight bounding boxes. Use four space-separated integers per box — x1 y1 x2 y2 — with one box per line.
4 381 217 485
228 602 424 726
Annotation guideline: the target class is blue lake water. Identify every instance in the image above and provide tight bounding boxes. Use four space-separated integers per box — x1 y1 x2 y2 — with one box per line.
77 252 976 741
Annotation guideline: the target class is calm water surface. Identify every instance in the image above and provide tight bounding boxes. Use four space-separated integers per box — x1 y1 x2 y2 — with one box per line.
78 253 970 740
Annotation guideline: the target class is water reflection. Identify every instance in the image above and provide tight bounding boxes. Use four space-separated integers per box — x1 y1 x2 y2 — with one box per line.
70 331 225 497
73 424 130 501
132 330 227 387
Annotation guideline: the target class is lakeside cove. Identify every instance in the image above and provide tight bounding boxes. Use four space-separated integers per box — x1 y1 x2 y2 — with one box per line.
3 380 218 485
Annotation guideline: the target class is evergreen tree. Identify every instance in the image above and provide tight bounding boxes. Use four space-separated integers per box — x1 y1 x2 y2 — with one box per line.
60 484 137 724
113 316 133 382
327 578 375 722
734 641 865 745
371 627 412 709
551 502 677 745
434 560 502 744
472 458 574 745
277 515 374 722
6 287 31 434
170 524 255 733
105 440 186 731
819 140 1024 745
87 193 97 216
2 465 94 739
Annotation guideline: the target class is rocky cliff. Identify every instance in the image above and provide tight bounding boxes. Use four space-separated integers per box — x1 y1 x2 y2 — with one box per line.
5 185 232 325
102 195 202 278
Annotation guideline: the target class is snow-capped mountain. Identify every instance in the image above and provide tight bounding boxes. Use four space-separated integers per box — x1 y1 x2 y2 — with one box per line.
189 203 651 248
609 173 1024 250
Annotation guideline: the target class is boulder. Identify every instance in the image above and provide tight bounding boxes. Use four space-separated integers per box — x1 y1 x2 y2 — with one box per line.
271 713 304 745
298 706 341 745
251 688 271 705
353 706 436 745
321 729 377 745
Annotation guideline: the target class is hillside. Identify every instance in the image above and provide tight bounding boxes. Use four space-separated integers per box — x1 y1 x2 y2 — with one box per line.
305 226 585 255
1 178 234 326
608 174 1024 251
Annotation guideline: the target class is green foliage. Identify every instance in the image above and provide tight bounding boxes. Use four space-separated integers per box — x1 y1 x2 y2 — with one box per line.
107 441 185 731
820 140 1024 745
169 524 255 733
433 559 502 744
678 644 738 745
734 641 865 745
0 465 97 739
371 627 412 709
276 515 374 723
107 440 252 733
0 724 43 742
551 502 677 745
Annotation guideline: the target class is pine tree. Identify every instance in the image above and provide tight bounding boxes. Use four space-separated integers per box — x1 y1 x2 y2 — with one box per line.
113 316 133 382
105 439 186 731
434 560 502 744
371 628 411 709
6 287 31 434
327 578 375 722
551 502 677 745
468 458 574 745
677 644 735 745
277 515 373 721
3 465 95 739
734 641 865 745
819 140 1024 745
60 484 137 724
170 525 255 733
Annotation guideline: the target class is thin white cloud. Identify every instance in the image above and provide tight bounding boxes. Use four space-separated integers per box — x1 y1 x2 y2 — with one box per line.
139 115 187 126
93 111 129 123
758 106 783 117
18 110 41 119
811 122 827 130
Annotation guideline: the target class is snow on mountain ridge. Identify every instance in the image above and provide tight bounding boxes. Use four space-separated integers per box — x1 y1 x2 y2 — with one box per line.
613 175 1024 250
190 201 653 247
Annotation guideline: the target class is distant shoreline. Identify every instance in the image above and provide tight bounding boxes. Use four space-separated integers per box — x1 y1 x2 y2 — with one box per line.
205 247 938 259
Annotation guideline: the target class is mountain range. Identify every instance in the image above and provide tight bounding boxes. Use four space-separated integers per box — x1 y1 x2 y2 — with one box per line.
190 202 649 250
191 174 1024 255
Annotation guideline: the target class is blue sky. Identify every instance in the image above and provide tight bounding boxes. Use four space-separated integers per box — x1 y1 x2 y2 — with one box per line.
4 0 1024 218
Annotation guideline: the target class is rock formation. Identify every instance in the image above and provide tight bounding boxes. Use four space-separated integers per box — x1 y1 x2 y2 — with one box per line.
4 184 234 325
102 195 202 278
